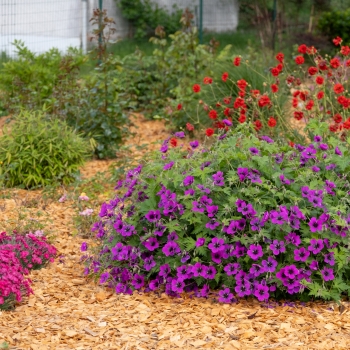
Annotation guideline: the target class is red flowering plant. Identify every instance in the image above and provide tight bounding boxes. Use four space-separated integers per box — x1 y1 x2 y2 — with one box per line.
181 38 350 143
0 245 33 310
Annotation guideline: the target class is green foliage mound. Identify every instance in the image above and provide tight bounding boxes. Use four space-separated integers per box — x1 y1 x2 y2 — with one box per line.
0 111 90 188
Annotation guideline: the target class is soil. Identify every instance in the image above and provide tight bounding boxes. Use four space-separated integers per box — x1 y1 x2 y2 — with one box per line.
1 114 350 350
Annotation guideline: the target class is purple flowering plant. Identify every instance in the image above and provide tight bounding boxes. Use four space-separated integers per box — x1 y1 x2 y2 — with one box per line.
83 125 350 302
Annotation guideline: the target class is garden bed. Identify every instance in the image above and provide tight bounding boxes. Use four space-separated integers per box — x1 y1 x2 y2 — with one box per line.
1 115 350 349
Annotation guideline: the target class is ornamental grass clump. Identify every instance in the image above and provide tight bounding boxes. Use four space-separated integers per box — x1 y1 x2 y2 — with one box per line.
83 124 350 302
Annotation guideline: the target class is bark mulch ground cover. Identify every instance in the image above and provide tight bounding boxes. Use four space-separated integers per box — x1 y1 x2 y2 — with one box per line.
1 114 350 349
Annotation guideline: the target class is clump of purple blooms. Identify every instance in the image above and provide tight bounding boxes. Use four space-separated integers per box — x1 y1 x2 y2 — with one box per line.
82 131 350 303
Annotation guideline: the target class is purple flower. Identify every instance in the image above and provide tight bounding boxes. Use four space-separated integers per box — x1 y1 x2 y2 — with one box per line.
206 219 220 230
235 283 251 297
261 256 278 272
192 201 205 213
183 176 194 186
198 284 210 298
160 144 168 153
301 186 310 198
168 231 179 241
270 210 288 225
162 241 181 256
192 262 206 277
324 252 335 266
206 205 218 218
163 161 175 170
319 143 328 151
145 210 161 222
269 240 286 255
290 206 305 220
177 265 190 281
285 232 301 246
309 217 323 232
203 265 216 279
236 218 246 230
279 174 291 185
200 161 211 170
261 135 274 143
208 237 225 253
309 260 319 270
184 188 195 196
197 184 211 194
212 171 225 186
132 274 145 289
211 251 223 264
284 264 299 279
314 135 322 142
222 119 232 126
149 278 161 290
249 264 263 277
249 147 260 155
190 140 199 149
143 237 159 251
81 242 88 252
172 279 185 293
254 284 269 301
335 146 342 156
247 244 264 260
294 247 310 262
321 267 334 281
236 199 247 213
159 264 171 277
308 239 324 254
218 288 234 303
237 167 248 181
326 164 336 170
174 131 185 138
311 166 320 172
99 272 109 284
196 237 206 247
115 283 127 294
143 256 156 271
224 263 240 276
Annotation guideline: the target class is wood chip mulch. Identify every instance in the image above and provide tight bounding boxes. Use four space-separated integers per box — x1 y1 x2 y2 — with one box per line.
1 114 350 349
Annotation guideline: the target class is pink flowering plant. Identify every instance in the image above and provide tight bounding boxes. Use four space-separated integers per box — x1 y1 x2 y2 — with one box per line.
0 232 56 271
0 245 33 310
82 123 350 303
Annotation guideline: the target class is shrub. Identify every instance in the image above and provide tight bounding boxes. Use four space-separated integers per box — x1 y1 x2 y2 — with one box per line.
82 124 350 302
0 110 91 188
0 232 57 271
318 9 350 46
0 245 33 310
183 39 350 143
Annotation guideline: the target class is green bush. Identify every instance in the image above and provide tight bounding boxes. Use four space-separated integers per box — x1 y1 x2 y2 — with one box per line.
318 8 350 45
0 110 91 188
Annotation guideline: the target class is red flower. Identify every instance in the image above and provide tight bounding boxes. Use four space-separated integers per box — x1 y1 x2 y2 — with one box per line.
333 36 342 46
315 76 324 85
177 104 182 110
317 91 324 100
329 124 338 132
209 110 218 120
203 77 213 84
298 44 307 54
237 79 248 91
333 113 343 123
308 66 318 75
330 58 340 68
307 46 317 54
238 115 246 123
346 60 350 67
223 97 231 105
318 61 328 71
286 76 295 85
222 72 229 82
293 90 300 97
343 118 350 129
170 137 177 147
276 63 283 72
338 95 350 108
299 91 308 101
334 83 344 94
271 84 278 93
186 122 194 131
224 108 231 116
271 67 280 77
275 52 284 63
258 95 271 108
250 89 260 97
289 141 295 147
292 98 298 108
238 90 246 97
295 56 305 65
192 84 201 93
215 121 225 129
267 117 277 127
254 120 262 131
205 128 214 137
294 111 304 120
233 57 241 66
233 97 246 109
305 100 314 110
341 46 350 56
